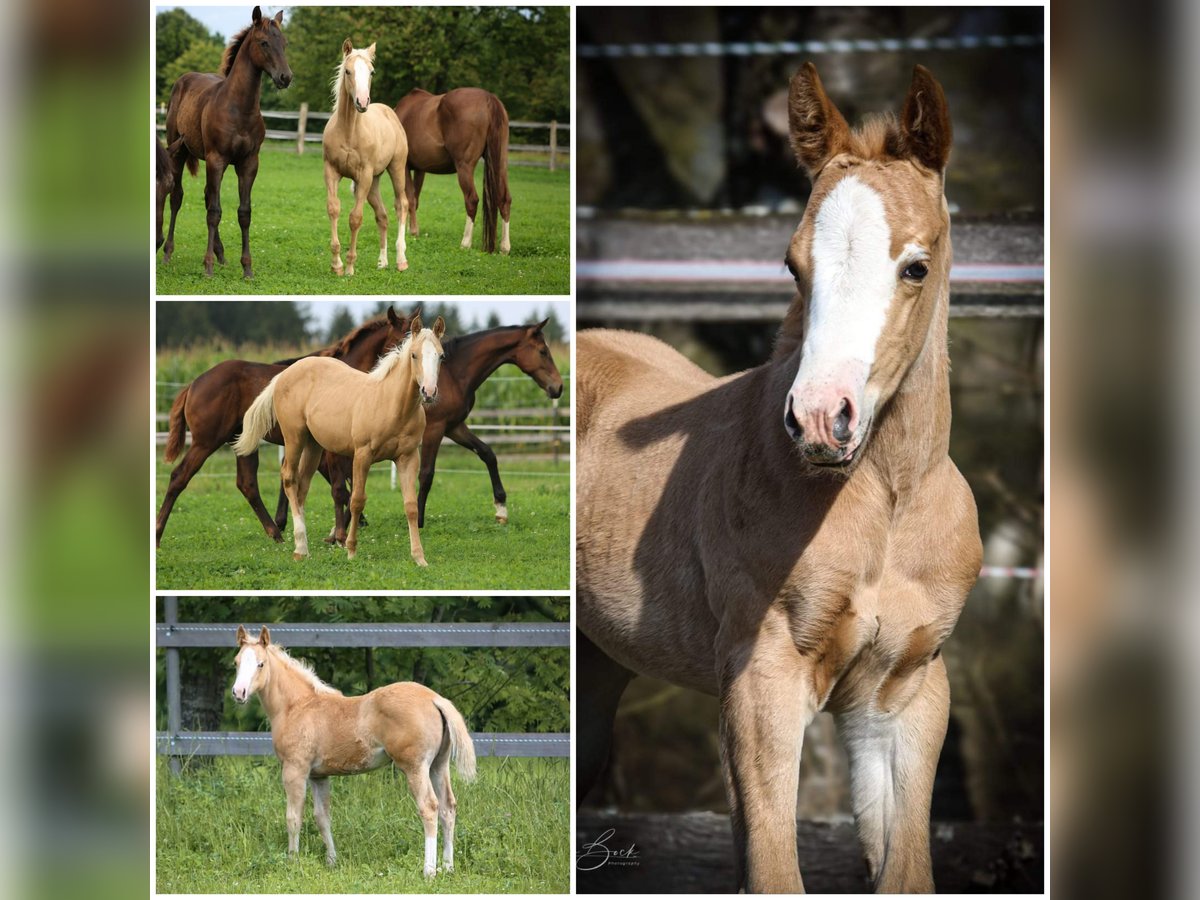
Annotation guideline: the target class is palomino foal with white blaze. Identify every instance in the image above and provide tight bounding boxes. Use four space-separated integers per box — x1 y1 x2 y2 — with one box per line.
232 626 476 874
577 64 981 892
234 316 446 565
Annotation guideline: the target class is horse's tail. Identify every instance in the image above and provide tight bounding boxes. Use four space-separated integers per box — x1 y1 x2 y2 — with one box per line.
432 694 477 782
163 384 189 462
232 375 279 456
167 136 198 178
481 92 509 254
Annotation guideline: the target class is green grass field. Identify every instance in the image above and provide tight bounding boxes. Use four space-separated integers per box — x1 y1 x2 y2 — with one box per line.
156 756 569 894
155 145 569 294
155 445 569 590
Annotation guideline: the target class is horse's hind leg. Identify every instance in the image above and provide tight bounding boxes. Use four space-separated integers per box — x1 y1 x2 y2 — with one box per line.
310 776 337 866
499 170 512 255
455 161 478 249
345 448 372 560
416 422 446 528
155 440 217 547
367 176 389 269
577 630 635 802
325 452 353 545
163 157 185 262
202 154 227 277
324 160 345 276
281 436 315 560
235 153 259 279
400 763 440 877
407 169 424 236
429 747 457 873
388 159 409 271
396 450 427 566
235 450 284 542
290 438 324 560
446 422 507 524
834 655 950 892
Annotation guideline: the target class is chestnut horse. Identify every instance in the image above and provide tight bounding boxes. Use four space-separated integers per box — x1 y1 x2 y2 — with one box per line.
155 138 172 250
577 65 981 893
156 309 409 547
290 319 565 542
234 316 446 564
394 88 512 254
323 40 409 276
232 625 476 875
161 6 292 278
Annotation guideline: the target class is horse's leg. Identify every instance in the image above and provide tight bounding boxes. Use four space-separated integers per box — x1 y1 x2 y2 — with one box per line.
446 421 507 524
234 153 259 279
416 421 445 528
324 160 345 276
163 155 184 262
499 165 512 255
155 440 218 547
235 449 284 542
396 450 427 566
455 161 478 249
280 438 310 560
366 176 389 269
429 749 457 873
577 630 635 801
345 175 372 277
292 438 324 559
202 154 227 277
717 620 811 893
323 452 351 545
407 168 424 236
310 776 336 867
400 764 440 877
388 158 409 271
835 656 950 892
281 763 308 857
274 472 289 533
345 448 372 560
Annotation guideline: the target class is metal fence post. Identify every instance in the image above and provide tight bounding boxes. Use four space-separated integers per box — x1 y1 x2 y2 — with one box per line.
165 596 181 776
296 102 308 155
549 120 558 172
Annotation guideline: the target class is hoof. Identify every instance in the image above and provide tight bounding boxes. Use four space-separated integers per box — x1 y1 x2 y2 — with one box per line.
332 266 344 276
496 515 508 525
271 532 285 544
443 864 454 874
397 261 408 272
292 551 307 561
414 557 428 568
243 270 253 280
347 549 357 560
323 533 339 545
326 854 337 868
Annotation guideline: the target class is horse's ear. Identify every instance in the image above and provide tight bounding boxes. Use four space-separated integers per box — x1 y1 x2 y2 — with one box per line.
386 307 400 327
252 6 262 26
342 38 353 57
788 62 851 179
409 314 423 335
898 65 952 172
532 317 550 335
236 625 248 645
432 316 446 338
273 9 284 26
259 625 271 647
367 42 376 62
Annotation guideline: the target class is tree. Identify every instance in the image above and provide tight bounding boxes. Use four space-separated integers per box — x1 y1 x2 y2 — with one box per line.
156 9 222 105
539 306 565 343
486 311 501 329
156 302 313 348
327 305 358 343
159 37 226 106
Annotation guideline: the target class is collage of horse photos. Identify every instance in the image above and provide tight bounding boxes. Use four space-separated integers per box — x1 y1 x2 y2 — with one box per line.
154 5 1045 898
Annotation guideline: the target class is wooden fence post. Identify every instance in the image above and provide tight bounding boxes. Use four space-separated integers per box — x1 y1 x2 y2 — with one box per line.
165 596 181 776
549 120 558 172
296 102 309 155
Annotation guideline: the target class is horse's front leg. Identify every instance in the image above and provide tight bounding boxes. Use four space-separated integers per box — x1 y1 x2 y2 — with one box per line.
281 763 308 857
366 175 389 269
718 613 812 893
345 175 372 277
396 450 426 566
345 448 373 560
446 421 507 524
416 421 445 528
407 168 424 236
388 158 409 270
202 154 228 276
163 154 184 262
324 161 344 275
835 655 950 892
235 153 259 279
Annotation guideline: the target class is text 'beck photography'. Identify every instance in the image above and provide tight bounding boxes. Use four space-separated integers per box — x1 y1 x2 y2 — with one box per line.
155 299 570 591
155 5 570 294
155 597 569 894
575 6 1042 896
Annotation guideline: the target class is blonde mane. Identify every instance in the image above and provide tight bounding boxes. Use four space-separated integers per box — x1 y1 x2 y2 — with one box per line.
367 332 416 381
266 643 342 696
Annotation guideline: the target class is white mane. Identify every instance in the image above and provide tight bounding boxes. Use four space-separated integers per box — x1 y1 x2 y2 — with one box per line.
267 643 342 696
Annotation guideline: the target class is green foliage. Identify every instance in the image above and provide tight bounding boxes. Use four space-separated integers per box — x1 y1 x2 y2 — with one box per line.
155 147 570 295
158 37 225 107
326 304 358 343
282 6 569 120
156 9 221 104
156 300 313 348
156 756 569 893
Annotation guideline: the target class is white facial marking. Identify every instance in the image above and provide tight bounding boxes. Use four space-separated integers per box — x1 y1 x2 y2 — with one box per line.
233 647 259 700
353 57 371 108
419 333 441 396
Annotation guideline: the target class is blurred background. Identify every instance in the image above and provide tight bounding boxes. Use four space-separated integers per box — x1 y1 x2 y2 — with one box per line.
576 6 1044 894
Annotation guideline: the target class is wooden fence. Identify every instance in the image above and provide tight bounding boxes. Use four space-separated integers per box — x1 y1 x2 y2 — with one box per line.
156 105 570 170
157 598 570 774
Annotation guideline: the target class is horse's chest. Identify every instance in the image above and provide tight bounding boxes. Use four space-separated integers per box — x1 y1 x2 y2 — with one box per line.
329 145 363 177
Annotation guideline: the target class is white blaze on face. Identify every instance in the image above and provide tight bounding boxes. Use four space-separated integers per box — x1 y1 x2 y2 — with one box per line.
418 332 441 398
787 175 897 444
232 647 260 701
353 57 371 109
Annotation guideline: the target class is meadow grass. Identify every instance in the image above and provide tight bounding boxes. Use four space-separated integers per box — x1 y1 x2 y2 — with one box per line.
155 146 569 295
155 755 569 894
155 445 569 591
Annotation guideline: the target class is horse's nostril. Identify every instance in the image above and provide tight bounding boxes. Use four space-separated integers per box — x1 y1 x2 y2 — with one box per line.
785 402 802 439
832 398 852 444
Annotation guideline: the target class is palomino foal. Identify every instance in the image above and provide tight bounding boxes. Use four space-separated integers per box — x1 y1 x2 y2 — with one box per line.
232 626 476 874
577 64 981 892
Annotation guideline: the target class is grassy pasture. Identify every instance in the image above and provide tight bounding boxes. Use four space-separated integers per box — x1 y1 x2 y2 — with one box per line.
155 756 569 894
155 145 569 295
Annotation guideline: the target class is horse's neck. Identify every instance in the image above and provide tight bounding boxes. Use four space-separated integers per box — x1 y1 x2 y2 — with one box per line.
340 331 386 369
450 332 520 392
257 656 313 722
332 80 365 132
224 43 263 111
378 349 420 408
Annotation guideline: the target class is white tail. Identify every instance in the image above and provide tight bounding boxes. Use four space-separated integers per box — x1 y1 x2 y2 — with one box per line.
432 694 477 782
232 375 280 456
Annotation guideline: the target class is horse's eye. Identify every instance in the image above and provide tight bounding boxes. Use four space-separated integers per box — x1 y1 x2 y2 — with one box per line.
260 40 269 49
257 661 264 668
902 261 929 281
540 348 549 357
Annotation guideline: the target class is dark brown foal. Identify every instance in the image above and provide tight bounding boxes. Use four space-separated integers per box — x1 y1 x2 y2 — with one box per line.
161 6 292 278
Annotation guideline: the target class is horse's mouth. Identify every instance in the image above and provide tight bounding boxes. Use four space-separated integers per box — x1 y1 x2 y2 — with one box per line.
354 101 368 113
545 384 564 400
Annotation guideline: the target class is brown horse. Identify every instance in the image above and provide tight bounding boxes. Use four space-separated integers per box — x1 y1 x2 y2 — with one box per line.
323 40 409 276
234 316 446 564
156 309 409 547
394 88 512 254
232 625 476 874
291 319 565 543
161 6 292 278
577 65 981 893
155 138 173 250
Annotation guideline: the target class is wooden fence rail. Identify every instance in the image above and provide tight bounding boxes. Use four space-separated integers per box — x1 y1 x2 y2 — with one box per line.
157 599 570 773
157 105 570 169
